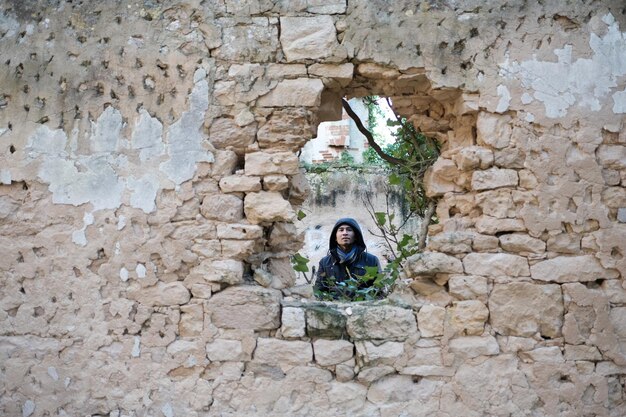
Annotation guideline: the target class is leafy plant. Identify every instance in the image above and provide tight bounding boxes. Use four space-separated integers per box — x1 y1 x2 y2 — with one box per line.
313 265 395 302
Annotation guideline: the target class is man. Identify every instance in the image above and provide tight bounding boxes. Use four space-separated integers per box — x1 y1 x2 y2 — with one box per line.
313 218 382 300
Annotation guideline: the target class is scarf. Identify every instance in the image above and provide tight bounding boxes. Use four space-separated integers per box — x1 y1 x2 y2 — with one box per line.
336 246 359 265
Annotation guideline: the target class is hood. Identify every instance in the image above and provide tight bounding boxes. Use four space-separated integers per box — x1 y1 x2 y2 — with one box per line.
329 217 367 251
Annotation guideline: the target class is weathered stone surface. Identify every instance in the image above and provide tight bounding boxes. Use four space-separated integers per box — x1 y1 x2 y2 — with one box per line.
475 216 526 234
313 339 354 366
424 159 464 197
244 191 296 224
257 108 313 151
263 174 289 191
245 151 300 176
254 338 312 365
475 189 516 218
367 375 440 405
417 305 445 337
219 175 262 193
448 275 490 302
403 252 464 277
476 113 512 149
356 365 395 384
128 282 191 307
216 223 263 240
463 253 530 277
597 144 626 169
453 146 494 171
531 255 619 282
449 300 489 336
257 78 324 107
201 194 244 222
518 346 563 363
209 118 257 153
427 232 473 254
490 283 563 338
190 259 244 284
308 63 354 86
499 233 546 254
564 344 602 361
355 340 404 365
306 305 348 339
449 336 499 358
281 307 306 338
280 16 341 61
347 305 417 341
206 286 281 330
206 339 245 361
471 168 518 190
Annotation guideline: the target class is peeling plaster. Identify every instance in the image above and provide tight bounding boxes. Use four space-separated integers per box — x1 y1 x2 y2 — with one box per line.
612 89 626 113
500 13 626 118
24 69 212 222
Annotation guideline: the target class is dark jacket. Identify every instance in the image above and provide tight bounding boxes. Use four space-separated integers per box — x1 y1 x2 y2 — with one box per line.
314 218 381 299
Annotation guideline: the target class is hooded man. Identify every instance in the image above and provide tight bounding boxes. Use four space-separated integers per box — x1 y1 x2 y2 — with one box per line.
313 217 382 300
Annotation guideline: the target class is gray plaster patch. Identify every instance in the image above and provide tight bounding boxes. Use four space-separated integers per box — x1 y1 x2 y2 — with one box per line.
160 68 214 185
25 70 212 220
500 13 626 118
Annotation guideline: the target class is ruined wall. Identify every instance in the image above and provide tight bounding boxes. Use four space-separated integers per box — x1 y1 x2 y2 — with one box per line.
1 1 625 416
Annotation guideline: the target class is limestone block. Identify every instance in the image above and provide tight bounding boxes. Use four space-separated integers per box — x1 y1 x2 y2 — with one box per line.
336 363 356 382
601 279 626 304
471 168 518 191
463 253 529 277
546 233 581 255
216 223 263 240
268 257 297 289
179 303 204 337
489 283 563 338
206 339 245 362
306 305 348 339
475 216 526 235
190 259 244 284
326 382 369 415
499 233 546 254
417 305 445 337
453 146 494 171
200 194 244 222
518 346 564 363
448 275 490 302
220 239 256 260
280 16 340 61
601 186 626 208
497 336 537 353
288 170 311 205
400 365 455 377
343 306 417 341
308 63 354 86
257 108 313 151
356 63 400 79
257 78 324 107
531 255 618 283
449 300 489 336
356 341 404 366
211 149 238 178
263 175 289 191
254 338 312 365
367 375 438 404
245 152 300 176
281 307 306 338
208 118 257 153
357 365 396 384
472 233 501 251
427 231 473 254
403 346 443 368
244 191 296 224
219 175 262 193
268 222 304 251
403 252 463 277
597 144 626 169
449 336 499 358
313 339 354 366
475 189 516 218
476 112 512 149
519 169 538 189
206 286 281 330
564 344 602 361
171 221 218 241
128 282 190 307
214 18 279 62
265 63 308 78
423 159 464 197
253 268 273 287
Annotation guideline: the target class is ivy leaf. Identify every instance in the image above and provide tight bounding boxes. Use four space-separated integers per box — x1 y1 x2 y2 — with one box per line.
374 212 386 226
389 173 402 185
297 210 307 221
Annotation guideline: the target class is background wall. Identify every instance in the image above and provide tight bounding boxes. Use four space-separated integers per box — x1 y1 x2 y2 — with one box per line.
1 1 625 416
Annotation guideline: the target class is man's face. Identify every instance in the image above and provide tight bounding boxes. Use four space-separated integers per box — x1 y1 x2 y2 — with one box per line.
336 224 355 249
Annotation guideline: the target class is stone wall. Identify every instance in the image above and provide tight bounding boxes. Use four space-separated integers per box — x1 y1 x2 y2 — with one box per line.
1 1 625 416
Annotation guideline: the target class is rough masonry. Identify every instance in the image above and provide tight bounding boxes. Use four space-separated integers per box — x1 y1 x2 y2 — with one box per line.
0 1 625 416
